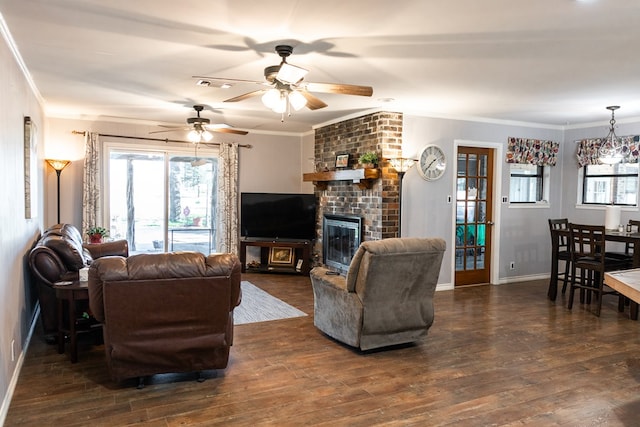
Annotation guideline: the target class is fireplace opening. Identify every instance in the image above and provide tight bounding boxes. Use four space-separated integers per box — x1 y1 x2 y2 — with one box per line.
322 214 363 273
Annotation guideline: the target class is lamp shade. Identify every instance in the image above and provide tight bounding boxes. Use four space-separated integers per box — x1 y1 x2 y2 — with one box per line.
45 159 71 171
389 157 415 173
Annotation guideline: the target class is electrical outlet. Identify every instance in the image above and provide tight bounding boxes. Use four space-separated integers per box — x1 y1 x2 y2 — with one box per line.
502 196 508 203
510 262 515 270
11 339 15 362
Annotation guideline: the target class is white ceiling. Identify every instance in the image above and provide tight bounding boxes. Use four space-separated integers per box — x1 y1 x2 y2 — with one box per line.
2 0 640 134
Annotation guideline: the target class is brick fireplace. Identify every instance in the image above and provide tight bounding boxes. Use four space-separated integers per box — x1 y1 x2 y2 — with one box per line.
312 111 404 266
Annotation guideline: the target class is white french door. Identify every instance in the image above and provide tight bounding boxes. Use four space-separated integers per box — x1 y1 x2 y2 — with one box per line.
105 142 218 255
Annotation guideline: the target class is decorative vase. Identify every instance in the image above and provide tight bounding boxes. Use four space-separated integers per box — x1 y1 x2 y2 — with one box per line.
89 234 103 244
361 162 375 169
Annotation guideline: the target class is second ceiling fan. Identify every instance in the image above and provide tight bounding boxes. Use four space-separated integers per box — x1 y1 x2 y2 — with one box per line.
150 105 248 143
194 45 373 115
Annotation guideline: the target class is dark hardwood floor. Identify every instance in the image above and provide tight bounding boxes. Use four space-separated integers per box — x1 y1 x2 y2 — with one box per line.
6 274 640 426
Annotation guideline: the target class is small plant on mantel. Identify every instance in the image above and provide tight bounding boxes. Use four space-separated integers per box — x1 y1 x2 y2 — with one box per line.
358 152 379 168
87 226 109 244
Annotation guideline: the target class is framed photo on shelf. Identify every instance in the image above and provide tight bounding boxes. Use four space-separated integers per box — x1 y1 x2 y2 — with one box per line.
335 153 349 168
268 247 295 267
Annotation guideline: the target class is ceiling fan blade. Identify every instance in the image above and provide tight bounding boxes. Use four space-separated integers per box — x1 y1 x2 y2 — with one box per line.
305 82 373 97
300 91 328 110
205 125 249 135
149 126 189 135
224 89 267 103
192 75 264 85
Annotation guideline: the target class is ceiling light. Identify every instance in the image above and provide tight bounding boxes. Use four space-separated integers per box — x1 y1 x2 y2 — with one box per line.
598 106 628 164
288 90 307 111
262 88 307 114
276 63 308 84
187 127 213 143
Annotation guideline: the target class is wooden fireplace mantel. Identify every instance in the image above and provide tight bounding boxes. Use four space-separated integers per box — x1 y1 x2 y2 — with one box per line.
302 168 380 190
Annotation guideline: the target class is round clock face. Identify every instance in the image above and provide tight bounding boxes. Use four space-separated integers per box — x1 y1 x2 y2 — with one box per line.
418 145 446 181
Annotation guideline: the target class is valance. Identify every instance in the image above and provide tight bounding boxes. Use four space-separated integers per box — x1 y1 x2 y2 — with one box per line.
505 137 559 166
575 135 640 167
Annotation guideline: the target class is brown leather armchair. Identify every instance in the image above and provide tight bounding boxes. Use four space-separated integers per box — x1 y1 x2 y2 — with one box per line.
28 224 128 339
88 251 241 386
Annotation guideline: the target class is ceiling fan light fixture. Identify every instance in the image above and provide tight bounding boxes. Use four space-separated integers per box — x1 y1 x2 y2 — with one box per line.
262 89 286 113
289 90 307 111
201 130 213 142
187 129 200 143
276 63 308 84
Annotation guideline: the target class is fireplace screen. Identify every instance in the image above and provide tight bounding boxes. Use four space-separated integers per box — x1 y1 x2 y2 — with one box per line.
323 214 363 273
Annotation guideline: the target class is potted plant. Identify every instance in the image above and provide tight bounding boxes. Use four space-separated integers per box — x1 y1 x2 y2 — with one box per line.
358 152 379 168
87 226 109 244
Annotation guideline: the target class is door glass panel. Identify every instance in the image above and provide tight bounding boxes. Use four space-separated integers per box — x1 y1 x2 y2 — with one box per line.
479 155 488 177
465 225 476 246
468 154 478 176
478 178 487 199
455 248 464 269
456 202 465 223
477 248 485 268
477 224 486 245
108 147 218 256
467 178 477 198
466 202 476 222
168 155 217 253
109 151 165 254
465 247 476 270
457 154 466 176
478 201 487 222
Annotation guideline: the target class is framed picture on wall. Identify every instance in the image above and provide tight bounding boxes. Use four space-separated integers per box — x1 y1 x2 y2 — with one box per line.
335 153 349 168
268 247 295 267
24 116 38 219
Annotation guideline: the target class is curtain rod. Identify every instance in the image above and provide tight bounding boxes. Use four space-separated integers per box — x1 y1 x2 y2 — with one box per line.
71 130 252 148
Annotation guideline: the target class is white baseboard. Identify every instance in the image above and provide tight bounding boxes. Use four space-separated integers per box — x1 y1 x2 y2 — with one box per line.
436 273 549 291
0 305 39 426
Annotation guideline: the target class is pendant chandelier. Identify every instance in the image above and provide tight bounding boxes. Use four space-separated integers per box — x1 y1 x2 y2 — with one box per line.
598 105 628 164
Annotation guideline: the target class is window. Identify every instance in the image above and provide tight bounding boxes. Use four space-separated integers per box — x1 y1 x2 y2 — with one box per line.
106 143 218 255
582 163 639 206
509 164 545 203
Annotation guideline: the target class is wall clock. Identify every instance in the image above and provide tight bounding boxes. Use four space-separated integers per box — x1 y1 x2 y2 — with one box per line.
418 144 446 181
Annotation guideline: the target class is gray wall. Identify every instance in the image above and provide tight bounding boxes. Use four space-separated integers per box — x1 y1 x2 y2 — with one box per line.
0 29 45 422
402 114 564 285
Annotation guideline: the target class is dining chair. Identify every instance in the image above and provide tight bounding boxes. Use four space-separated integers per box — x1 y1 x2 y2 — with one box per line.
625 219 640 255
547 218 571 301
567 223 626 317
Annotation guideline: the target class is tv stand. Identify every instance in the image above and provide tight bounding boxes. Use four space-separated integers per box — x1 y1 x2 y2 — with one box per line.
240 238 312 275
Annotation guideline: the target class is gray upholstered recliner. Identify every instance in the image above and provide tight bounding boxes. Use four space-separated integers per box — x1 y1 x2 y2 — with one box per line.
310 237 446 351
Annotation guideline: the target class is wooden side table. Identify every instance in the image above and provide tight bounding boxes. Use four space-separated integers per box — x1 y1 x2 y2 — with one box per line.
53 281 92 363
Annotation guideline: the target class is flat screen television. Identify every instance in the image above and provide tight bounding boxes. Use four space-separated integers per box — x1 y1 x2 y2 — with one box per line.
240 192 317 241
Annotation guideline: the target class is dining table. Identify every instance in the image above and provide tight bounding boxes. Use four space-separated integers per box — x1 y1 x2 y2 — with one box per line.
547 228 640 301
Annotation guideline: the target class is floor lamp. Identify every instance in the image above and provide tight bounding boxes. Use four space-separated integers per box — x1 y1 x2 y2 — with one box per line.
389 157 416 237
45 159 71 224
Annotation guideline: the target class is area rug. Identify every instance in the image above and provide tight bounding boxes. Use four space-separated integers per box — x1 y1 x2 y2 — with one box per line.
234 281 307 325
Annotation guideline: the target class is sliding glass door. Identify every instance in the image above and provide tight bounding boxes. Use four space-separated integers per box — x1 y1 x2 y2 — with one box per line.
107 143 218 255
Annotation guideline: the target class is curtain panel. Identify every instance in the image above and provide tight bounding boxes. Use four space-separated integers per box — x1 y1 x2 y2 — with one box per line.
505 137 559 166
575 135 640 167
217 142 239 255
82 132 101 239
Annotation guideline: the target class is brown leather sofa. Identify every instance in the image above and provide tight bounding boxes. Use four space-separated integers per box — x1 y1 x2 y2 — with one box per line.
28 224 128 339
88 251 242 385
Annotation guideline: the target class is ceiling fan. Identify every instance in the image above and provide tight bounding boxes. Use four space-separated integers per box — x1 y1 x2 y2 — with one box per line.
150 105 248 143
193 44 373 116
